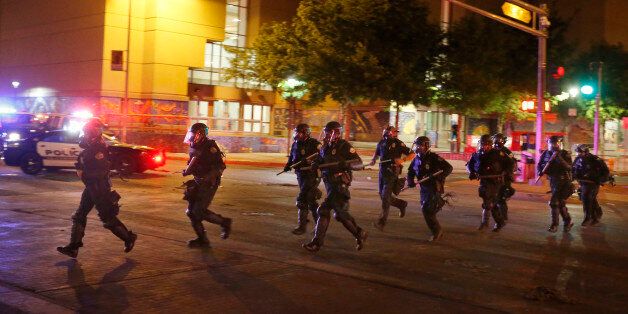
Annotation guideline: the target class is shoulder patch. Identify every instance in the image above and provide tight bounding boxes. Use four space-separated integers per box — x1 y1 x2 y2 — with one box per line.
95 152 105 160
349 147 356 154
400 142 406 147
210 147 218 153
317 144 322 150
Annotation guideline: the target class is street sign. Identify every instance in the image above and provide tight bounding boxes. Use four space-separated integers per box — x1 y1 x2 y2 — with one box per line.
502 2 532 24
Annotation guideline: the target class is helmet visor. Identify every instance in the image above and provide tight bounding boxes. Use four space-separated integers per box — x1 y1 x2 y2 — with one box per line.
183 131 197 144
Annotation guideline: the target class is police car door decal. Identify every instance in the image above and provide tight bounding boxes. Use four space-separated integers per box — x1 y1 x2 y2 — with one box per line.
37 139 82 167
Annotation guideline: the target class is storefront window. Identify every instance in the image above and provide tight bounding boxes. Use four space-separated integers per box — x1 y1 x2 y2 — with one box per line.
243 104 270 133
213 100 240 131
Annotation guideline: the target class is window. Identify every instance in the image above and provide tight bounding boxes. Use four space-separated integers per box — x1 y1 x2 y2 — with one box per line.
189 100 209 125
213 100 240 131
243 104 270 133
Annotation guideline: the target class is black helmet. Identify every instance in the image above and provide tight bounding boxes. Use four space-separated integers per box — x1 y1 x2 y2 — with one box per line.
492 133 507 147
382 126 398 139
79 118 104 148
324 121 342 132
294 123 311 136
323 121 342 145
184 122 209 145
547 135 562 144
412 136 430 154
479 134 493 146
575 144 590 153
413 136 430 147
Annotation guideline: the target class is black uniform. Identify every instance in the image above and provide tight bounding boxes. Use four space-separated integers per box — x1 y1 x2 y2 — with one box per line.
184 137 231 245
537 149 573 229
467 149 514 230
65 139 136 254
572 153 609 224
494 146 517 220
309 139 365 249
373 137 411 227
285 137 322 230
407 151 453 238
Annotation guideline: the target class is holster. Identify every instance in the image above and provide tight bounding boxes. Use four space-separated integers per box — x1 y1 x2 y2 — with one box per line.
183 179 198 201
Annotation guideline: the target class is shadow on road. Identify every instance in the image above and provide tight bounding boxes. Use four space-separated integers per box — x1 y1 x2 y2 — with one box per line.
197 249 308 313
55 258 136 313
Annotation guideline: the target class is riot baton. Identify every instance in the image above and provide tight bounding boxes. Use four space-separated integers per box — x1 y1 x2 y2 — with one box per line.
400 170 444 192
299 158 361 171
276 152 319 175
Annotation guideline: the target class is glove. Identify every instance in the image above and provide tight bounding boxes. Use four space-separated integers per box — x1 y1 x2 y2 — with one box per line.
368 160 376 166
182 169 190 177
469 172 478 180
283 165 291 172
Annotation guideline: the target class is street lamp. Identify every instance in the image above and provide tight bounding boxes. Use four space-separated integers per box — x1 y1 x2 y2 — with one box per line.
11 81 20 107
278 77 307 154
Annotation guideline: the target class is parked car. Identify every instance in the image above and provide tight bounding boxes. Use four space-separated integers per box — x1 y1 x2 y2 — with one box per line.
1 129 166 175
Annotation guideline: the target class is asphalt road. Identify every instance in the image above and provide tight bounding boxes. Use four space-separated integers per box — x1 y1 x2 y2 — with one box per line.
0 160 627 313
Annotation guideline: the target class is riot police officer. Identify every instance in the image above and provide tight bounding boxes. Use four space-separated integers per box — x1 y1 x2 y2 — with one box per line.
369 126 411 231
302 121 367 252
182 123 232 247
572 144 610 226
467 135 514 232
406 136 453 241
537 136 574 233
283 123 322 235
57 119 137 258
492 133 517 221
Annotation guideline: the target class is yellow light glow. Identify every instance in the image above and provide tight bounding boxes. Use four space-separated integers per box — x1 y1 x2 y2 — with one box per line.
502 2 532 24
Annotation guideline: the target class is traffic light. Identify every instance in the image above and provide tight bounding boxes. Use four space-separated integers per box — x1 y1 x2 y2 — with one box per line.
549 66 565 96
580 85 594 95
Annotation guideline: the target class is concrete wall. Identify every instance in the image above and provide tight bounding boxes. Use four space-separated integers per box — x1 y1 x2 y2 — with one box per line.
0 0 107 98
101 0 226 101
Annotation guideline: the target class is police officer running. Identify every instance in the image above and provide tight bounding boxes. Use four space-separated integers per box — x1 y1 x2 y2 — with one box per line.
283 123 322 235
572 144 611 226
182 123 232 247
492 133 517 221
537 136 574 233
302 121 368 252
406 136 453 241
467 135 514 232
369 126 411 231
57 118 137 258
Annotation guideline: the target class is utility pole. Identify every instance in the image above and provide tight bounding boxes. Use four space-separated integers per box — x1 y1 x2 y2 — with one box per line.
443 0 548 177
534 4 549 177
592 61 603 155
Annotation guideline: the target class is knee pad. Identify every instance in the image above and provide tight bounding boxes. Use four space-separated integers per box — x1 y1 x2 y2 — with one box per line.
102 216 119 230
317 204 331 218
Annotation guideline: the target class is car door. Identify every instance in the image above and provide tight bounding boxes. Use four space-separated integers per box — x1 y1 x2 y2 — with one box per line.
37 131 82 167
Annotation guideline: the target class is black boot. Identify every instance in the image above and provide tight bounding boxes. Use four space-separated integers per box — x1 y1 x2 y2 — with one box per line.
292 207 309 235
302 239 322 252
188 220 210 247
220 218 232 240
355 227 368 251
125 231 137 253
57 244 79 258
392 198 408 218
478 209 490 230
304 215 329 252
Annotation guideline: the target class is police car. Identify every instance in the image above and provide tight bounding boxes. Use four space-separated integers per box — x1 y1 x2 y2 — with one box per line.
2 129 166 175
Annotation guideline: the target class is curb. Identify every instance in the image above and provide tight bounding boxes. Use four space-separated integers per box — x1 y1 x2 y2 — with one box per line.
167 154 286 168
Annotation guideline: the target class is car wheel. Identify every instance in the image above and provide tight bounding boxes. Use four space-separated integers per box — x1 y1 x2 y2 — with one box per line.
115 154 137 174
20 153 43 175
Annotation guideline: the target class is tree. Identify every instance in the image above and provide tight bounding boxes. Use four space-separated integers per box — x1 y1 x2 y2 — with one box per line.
227 0 442 139
559 43 627 120
434 7 572 121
